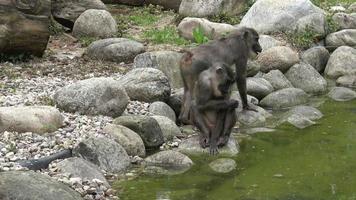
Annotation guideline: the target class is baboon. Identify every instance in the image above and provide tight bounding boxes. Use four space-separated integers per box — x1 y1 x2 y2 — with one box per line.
191 63 238 155
179 27 262 125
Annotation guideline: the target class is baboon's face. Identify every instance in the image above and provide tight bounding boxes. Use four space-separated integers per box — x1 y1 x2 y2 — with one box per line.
215 64 234 95
245 29 262 58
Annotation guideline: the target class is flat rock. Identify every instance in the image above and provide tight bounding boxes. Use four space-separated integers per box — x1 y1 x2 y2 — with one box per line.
73 137 130 173
57 157 109 187
144 150 193 175
134 51 183 88
240 0 324 34
178 135 239 156
328 87 356 101
87 38 145 63
113 115 164 148
279 105 323 129
258 46 300 73
325 29 356 49
209 158 236 173
103 124 146 157
285 63 327 94
260 88 309 109
54 77 129 117
179 0 246 17
118 68 171 102
324 46 356 79
73 9 117 38
262 70 293 90
0 171 83 200
301 46 330 73
0 106 63 134
52 0 107 29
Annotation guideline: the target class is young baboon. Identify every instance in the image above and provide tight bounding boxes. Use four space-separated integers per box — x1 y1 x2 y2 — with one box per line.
191 63 238 155
179 27 262 125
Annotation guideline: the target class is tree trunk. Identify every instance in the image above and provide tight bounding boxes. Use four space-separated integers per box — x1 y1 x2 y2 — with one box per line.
0 0 51 57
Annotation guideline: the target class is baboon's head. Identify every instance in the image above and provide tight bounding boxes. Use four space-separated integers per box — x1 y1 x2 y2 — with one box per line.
211 63 235 95
242 28 262 58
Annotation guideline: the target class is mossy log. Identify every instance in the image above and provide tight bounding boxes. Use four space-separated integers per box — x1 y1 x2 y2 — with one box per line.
0 0 51 57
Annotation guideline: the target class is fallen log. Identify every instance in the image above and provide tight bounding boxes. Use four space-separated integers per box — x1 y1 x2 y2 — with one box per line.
0 0 51 57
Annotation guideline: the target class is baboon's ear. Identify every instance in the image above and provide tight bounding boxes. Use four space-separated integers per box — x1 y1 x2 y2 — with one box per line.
243 30 250 39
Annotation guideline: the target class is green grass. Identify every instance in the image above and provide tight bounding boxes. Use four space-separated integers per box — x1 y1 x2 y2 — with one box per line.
78 36 98 47
285 27 320 50
143 26 189 45
311 0 354 10
192 26 210 44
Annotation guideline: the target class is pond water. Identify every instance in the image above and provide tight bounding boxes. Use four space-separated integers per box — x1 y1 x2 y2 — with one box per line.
115 99 356 200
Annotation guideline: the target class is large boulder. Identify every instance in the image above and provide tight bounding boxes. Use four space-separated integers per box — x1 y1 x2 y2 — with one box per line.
325 29 356 49
178 135 239 156
103 124 146 157
301 46 330 73
332 13 356 30
259 35 286 51
134 51 183 88
73 9 117 38
151 115 182 141
118 68 171 102
73 137 130 173
262 70 293 90
113 115 165 148
257 46 300 73
285 63 327 94
336 75 356 88
177 17 238 41
57 157 109 187
0 106 63 134
54 77 129 117
144 150 193 175
179 0 246 17
0 171 83 200
52 0 107 29
328 87 356 101
87 38 145 63
260 88 309 109
149 101 176 122
324 46 356 78
246 77 274 100
295 13 327 37
240 0 324 34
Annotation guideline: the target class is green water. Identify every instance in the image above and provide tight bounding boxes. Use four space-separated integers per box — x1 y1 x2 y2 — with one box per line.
115 99 356 200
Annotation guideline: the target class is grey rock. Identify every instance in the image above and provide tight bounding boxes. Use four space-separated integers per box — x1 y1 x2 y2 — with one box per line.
179 0 246 17
209 158 236 173
54 77 129 117
52 0 107 29
178 135 239 156
0 171 83 200
301 46 330 72
57 157 109 187
246 77 274 100
328 87 356 101
73 137 130 173
325 29 356 49
289 105 323 120
258 46 300 73
237 105 272 127
177 17 238 41
285 113 316 129
103 124 146 157
262 70 294 90
144 150 193 175
260 88 309 109
134 51 183 88
73 9 117 38
336 75 356 88
149 101 176 122
259 35 286 51
240 0 325 34
349 3 356 12
295 13 327 37
285 63 327 94
230 92 259 112
247 60 261 77
279 105 323 129
113 115 164 148
118 68 171 102
325 46 356 78
0 106 63 134
151 115 181 141
167 88 184 118
87 38 145 63
332 13 356 30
